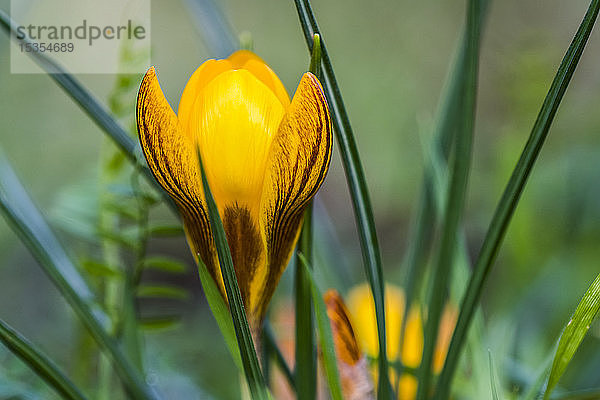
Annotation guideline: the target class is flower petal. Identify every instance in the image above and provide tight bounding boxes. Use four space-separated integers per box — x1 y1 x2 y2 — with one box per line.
136 67 219 290
324 290 375 400
254 72 332 320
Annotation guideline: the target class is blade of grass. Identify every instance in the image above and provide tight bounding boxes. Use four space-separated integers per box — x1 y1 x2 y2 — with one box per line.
294 33 321 400
292 2 391 397
196 148 268 400
0 10 176 214
400 0 490 380
0 318 88 400
416 0 484 397
543 272 600 399
435 2 600 398
0 154 157 400
295 210 317 400
489 351 501 400
298 254 343 400
197 258 243 370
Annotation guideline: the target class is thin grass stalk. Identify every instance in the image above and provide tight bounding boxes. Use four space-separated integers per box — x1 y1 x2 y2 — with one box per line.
416 0 483 397
291 2 391 397
196 149 268 400
0 318 88 400
0 157 156 400
295 207 317 399
434 1 600 398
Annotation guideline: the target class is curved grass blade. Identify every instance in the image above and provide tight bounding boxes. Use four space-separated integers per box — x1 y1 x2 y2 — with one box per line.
196 149 268 400
298 254 343 400
292 2 391 397
294 34 321 400
543 272 600 400
295 210 317 400
435 2 600 398
197 258 242 370
400 0 490 381
0 154 157 400
416 0 484 396
0 318 88 400
0 10 176 214
489 351 501 400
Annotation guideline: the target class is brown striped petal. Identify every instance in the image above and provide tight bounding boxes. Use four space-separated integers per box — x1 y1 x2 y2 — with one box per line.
324 290 375 400
252 72 333 322
136 67 219 291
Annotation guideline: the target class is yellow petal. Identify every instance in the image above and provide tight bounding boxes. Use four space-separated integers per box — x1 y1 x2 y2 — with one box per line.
136 67 219 293
346 283 405 361
253 72 332 321
177 50 290 137
188 67 289 322
402 307 423 368
324 289 376 400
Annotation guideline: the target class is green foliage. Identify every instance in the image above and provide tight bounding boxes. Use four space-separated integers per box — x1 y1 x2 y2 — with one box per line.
544 272 600 399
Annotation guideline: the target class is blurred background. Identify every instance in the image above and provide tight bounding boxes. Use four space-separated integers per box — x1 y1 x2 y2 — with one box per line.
1 0 600 398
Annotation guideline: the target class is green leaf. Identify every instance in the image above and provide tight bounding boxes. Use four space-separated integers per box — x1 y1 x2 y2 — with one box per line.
0 10 176 214
292 2 391 397
435 1 600 397
0 154 157 400
417 0 484 396
136 284 190 300
81 259 123 279
0 318 88 400
295 207 316 400
142 257 187 274
148 225 185 237
197 259 242 370
489 351 501 400
139 316 182 331
298 254 343 400
196 148 269 400
543 272 600 399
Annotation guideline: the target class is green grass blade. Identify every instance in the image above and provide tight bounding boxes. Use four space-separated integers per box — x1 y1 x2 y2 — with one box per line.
295 209 317 400
0 318 88 400
489 351 501 400
0 155 157 400
197 259 243 370
0 10 175 213
416 0 484 397
435 1 600 398
196 149 268 400
543 272 600 399
298 254 343 400
400 0 490 373
292 2 391 397
294 34 321 400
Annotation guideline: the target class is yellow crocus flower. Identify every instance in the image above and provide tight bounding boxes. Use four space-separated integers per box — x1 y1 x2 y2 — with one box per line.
347 283 457 400
136 50 332 331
